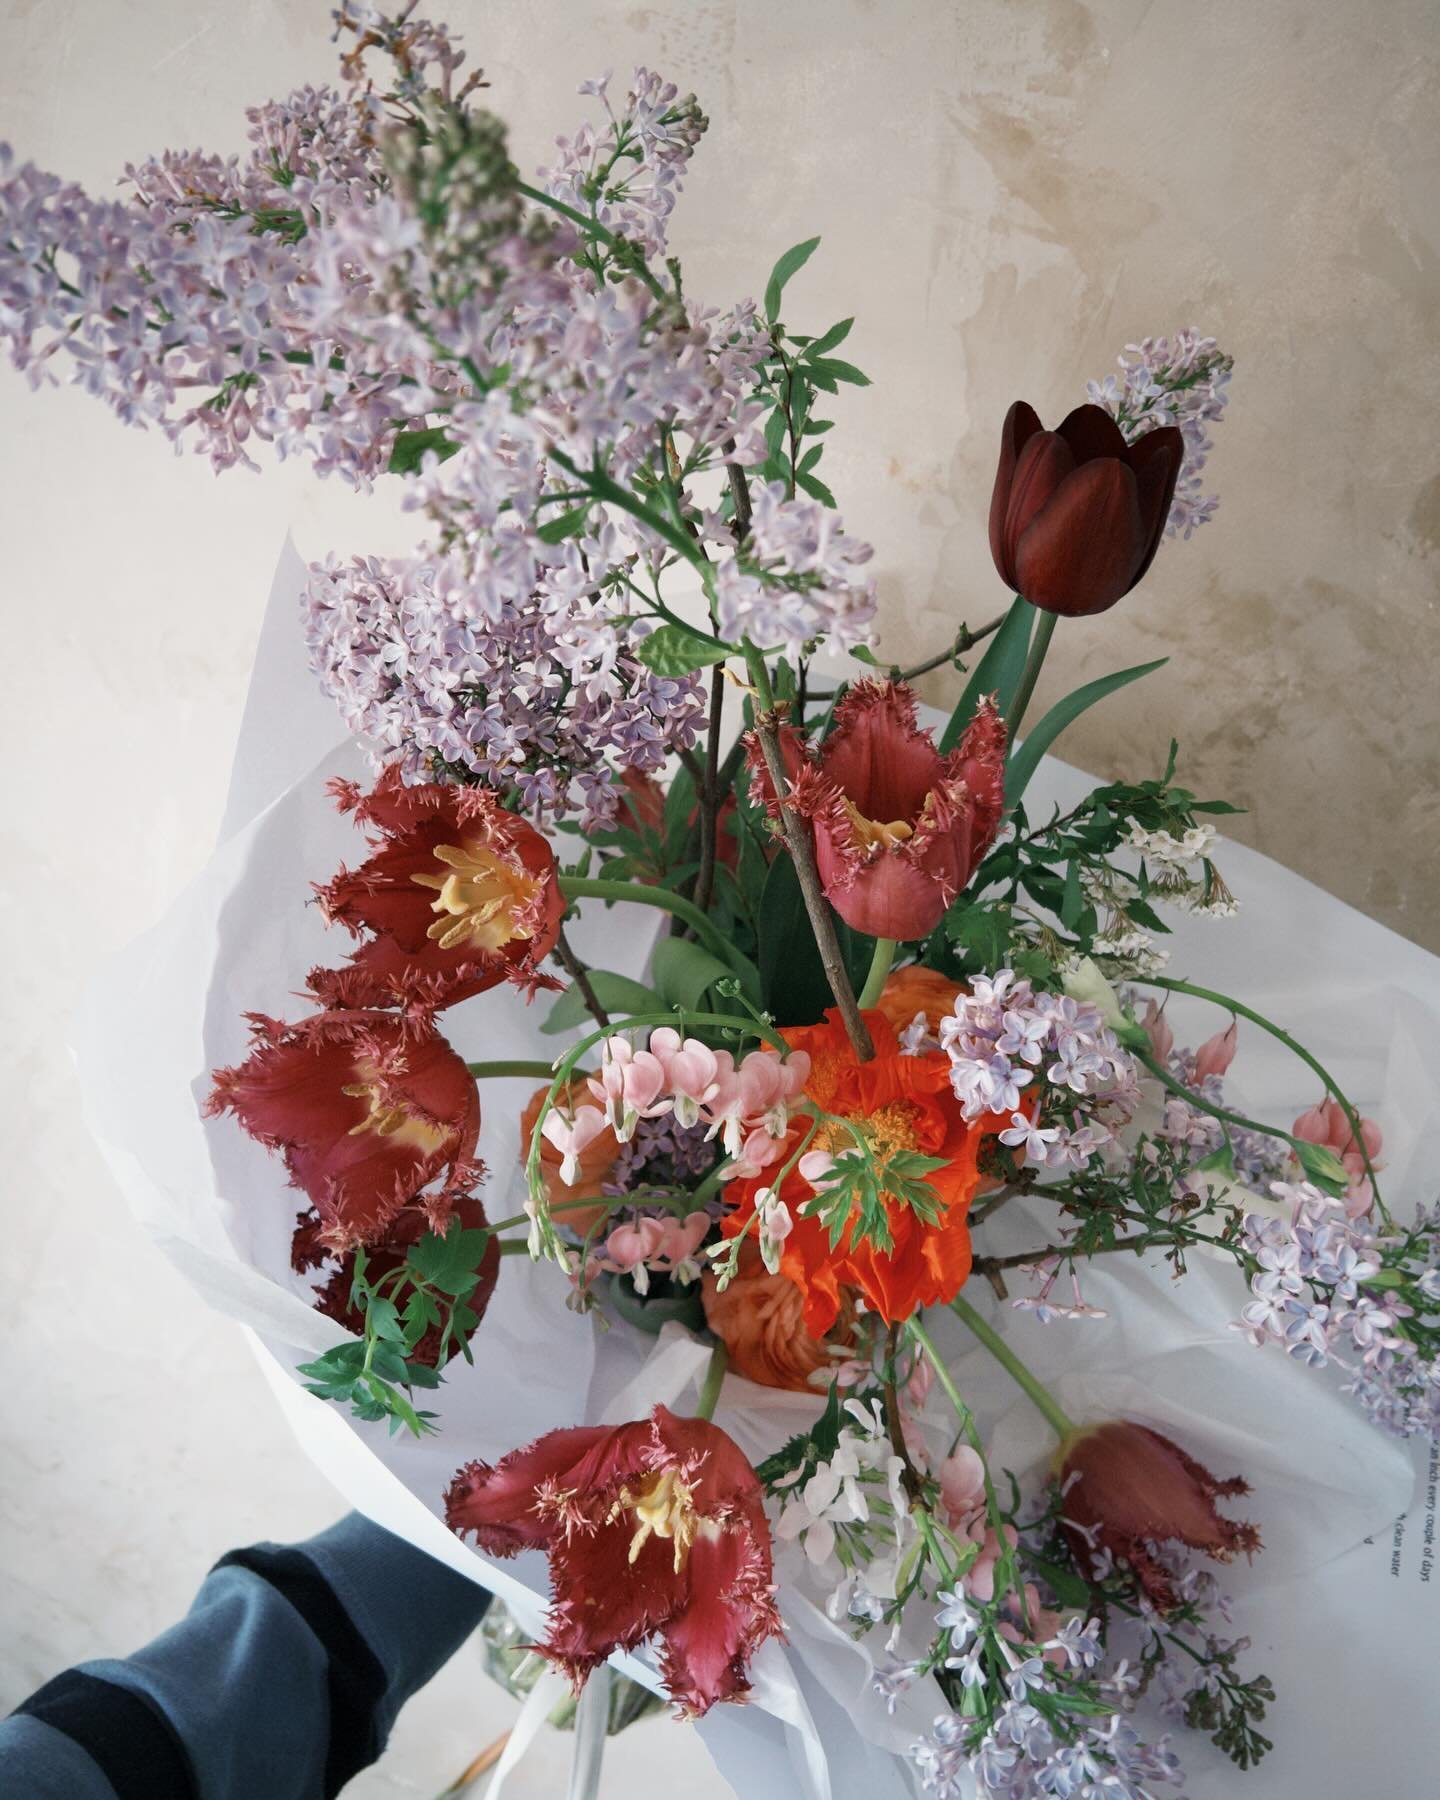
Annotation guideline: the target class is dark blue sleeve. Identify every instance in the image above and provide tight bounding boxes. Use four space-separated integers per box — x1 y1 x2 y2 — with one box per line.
0 1513 491 1800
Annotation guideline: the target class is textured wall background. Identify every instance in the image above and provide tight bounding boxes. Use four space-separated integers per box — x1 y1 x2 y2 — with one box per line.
0 2 1435 1789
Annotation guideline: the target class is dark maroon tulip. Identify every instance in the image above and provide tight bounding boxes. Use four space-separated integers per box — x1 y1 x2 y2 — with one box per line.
989 402 1183 617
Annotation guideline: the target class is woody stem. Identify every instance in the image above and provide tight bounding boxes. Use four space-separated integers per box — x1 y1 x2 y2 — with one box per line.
742 644 874 1063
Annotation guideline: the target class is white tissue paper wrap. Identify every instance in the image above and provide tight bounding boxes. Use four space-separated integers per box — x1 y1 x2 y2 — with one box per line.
76 544 1438 1797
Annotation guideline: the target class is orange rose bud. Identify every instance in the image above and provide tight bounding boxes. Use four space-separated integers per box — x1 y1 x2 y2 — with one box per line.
520 1078 620 1236
874 965 966 1038
702 1242 854 1393
1058 1420 1261 1613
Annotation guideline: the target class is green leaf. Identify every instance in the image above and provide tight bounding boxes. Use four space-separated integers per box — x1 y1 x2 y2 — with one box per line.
540 970 662 1035
794 469 837 507
849 645 881 667
764 235 821 321
1059 858 1083 929
756 853 835 1025
388 427 459 474
945 901 1015 970
806 356 870 387
536 502 592 545
938 595 1035 752
636 624 733 677
1022 1551 1095 1609
802 317 854 358
1006 658 1168 806
650 936 734 1013
755 1382 844 1491
407 1223 493 1297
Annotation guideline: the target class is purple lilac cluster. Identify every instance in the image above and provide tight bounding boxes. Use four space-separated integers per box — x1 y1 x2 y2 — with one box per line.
3 12 886 822
1088 331 1232 539
938 971 1140 1172
1150 1050 1290 1190
303 549 707 823
906 1539 1255 1797
1234 1184 1440 1438
0 86 399 478
605 1110 718 1200
711 479 878 655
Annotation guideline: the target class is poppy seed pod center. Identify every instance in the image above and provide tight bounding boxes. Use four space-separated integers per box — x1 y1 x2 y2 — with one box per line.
812 1099 925 1175
411 840 540 952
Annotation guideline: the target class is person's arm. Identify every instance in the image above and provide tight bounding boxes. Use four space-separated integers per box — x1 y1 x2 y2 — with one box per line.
1 1513 492 1800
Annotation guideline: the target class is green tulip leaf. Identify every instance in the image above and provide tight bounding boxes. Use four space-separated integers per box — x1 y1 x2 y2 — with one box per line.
939 595 1035 752
540 971 662 1035
1005 658 1168 807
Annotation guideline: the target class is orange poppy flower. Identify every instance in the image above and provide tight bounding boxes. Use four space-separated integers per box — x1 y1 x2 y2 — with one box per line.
722 1008 1009 1334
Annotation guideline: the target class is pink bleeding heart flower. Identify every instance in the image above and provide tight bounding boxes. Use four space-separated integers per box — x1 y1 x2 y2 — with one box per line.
1138 998 1174 1063
541 1102 611 1187
1293 1095 1384 1217
648 1028 724 1128
1192 1019 1238 1081
588 1039 669 1141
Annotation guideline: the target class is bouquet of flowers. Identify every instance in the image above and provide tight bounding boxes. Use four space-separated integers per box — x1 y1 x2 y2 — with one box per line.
9 9 1437 1796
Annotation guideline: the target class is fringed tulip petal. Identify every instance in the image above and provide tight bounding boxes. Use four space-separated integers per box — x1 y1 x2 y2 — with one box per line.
446 1406 780 1715
206 1008 480 1252
1059 1421 1261 1613
314 767 564 1011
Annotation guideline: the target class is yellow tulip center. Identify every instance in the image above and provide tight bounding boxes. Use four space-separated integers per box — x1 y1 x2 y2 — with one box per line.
610 1467 712 1574
342 1058 452 1153
411 840 540 953
843 798 914 853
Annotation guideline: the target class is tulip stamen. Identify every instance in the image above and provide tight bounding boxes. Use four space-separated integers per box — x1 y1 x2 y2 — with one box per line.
610 1467 708 1574
342 1058 453 1153
412 840 541 952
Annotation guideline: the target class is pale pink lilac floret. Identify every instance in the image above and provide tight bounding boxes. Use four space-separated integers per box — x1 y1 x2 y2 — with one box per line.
939 971 1140 1169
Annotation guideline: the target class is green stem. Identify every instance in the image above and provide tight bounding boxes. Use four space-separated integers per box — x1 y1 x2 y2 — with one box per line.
1138 973 1386 1219
743 645 874 1061
948 1294 1077 1441
464 1059 560 1081
549 448 705 570
1007 604 1057 737
559 874 758 988
514 181 668 303
1135 1047 1335 1177
694 1341 728 1422
857 938 898 1011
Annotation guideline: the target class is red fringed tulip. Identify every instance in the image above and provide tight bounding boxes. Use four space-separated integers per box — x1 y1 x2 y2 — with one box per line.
1058 1420 1261 1613
207 1009 481 1252
311 768 564 1011
748 680 1006 940
445 1405 782 1714
990 402 1183 617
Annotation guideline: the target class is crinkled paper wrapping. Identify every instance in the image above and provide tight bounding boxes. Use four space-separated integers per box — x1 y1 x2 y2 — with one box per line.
76 544 1438 1798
